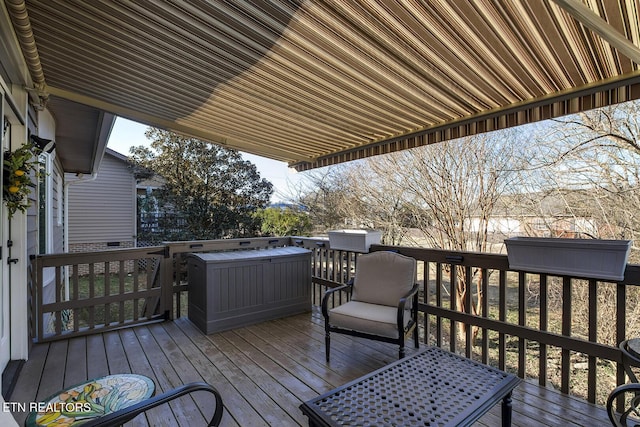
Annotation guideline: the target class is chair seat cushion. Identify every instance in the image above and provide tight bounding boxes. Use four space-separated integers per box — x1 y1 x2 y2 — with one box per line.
329 301 410 339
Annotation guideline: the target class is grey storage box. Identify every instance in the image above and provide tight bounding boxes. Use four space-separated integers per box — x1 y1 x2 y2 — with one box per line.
187 247 312 334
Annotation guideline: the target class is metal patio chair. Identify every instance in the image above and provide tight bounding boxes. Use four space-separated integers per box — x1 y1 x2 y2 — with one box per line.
322 251 419 362
607 339 640 427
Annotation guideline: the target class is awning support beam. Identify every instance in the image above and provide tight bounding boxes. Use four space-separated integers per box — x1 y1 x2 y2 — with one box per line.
551 0 640 64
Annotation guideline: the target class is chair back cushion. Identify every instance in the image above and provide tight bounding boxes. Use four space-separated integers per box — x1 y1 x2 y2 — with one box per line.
351 251 416 307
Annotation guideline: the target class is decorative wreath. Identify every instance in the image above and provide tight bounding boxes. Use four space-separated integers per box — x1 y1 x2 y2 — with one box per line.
2 141 42 219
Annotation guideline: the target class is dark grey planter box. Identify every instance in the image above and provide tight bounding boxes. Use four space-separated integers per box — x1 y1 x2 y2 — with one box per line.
187 247 312 334
505 237 632 281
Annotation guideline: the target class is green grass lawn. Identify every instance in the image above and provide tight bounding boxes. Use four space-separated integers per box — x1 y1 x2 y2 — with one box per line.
57 272 188 330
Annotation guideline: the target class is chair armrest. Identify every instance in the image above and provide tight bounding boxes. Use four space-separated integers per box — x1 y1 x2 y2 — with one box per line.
606 382 640 427
82 382 223 427
397 283 420 327
322 282 353 319
398 283 420 309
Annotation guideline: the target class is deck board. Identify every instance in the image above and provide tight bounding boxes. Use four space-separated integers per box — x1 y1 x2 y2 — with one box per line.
9 310 612 426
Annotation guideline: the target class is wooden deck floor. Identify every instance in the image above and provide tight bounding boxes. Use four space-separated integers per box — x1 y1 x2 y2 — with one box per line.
9 310 611 426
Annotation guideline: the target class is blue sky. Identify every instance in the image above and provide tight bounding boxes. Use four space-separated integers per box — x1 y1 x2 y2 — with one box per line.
106 117 303 202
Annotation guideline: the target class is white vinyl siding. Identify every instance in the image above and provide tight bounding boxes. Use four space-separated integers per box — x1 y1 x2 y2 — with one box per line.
52 159 64 253
68 152 135 244
30 156 65 255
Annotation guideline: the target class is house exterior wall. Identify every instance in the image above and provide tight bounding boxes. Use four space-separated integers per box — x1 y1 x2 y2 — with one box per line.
522 216 598 239
465 217 522 235
67 150 136 273
2 90 32 367
27 108 65 259
26 108 39 261
26 109 67 334
68 151 136 248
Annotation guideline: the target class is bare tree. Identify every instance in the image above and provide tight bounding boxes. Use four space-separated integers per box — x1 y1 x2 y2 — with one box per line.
333 161 414 245
514 100 640 348
517 100 640 260
327 133 519 341
404 134 518 340
401 134 518 253
294 166 352 232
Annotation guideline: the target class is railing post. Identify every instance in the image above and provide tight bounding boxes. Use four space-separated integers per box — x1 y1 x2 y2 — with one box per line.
36 255 44 342
160 245 172 320
616 281 627 412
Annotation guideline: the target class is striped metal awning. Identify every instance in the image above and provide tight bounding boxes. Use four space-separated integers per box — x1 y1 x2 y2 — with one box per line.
6 0 640 171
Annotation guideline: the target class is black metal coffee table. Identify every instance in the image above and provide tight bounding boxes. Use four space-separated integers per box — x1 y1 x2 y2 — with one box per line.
300 346 521 426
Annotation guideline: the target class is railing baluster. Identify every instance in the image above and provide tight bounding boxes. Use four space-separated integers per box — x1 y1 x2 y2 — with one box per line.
55 266 62 335
104 262 111 325
37 257 43 342
465 266 472 359
424 260 430 345
587 278 597 403
498 270 506 371
518 271 526 378
133 259 140 321
146 258 154 318
312 246 318 278
435 262 442 348
72 264 79 332
539 274 548 387
55 266 62 303
119 260 125 324
481 267 488 365
323 248 329 281
28 257 35 340
616 282 627 412
89 263 95 329
561 276 572 394
450 264 457 353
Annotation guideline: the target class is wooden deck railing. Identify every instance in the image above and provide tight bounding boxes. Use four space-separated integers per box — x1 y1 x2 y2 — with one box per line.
281 238 640 407
29 246 169 342
29 236 640 407
29 238 296 341
373 244 640 408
